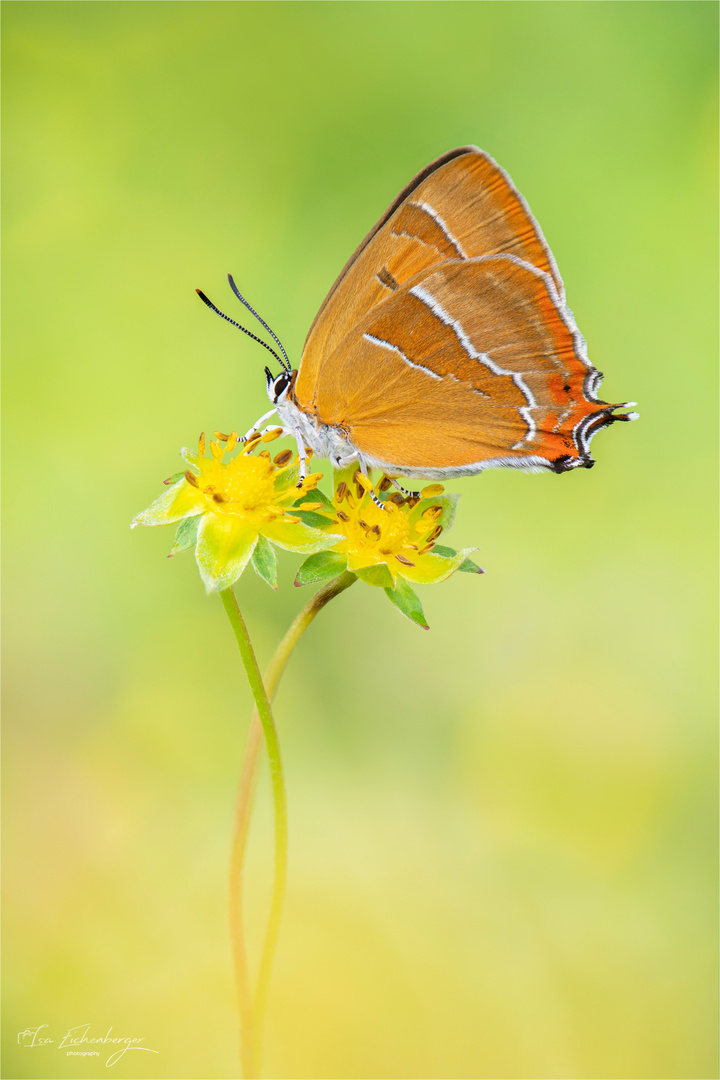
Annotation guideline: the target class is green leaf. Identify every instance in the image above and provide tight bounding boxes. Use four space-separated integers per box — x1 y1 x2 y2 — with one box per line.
294 550 348 587
384 577 429 629
171 515 200 556
251 534 278 589
356 562 394 588
164 471 186 486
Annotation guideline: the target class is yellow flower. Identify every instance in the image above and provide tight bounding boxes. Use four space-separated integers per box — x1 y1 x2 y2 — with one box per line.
132 430 339 592
294 467 483 628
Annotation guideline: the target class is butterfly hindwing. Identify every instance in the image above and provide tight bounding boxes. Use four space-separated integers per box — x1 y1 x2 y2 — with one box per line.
308 255 617 477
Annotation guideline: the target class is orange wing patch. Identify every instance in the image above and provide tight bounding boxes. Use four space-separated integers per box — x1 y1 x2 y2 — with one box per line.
308 257 622 476
297 147 565 408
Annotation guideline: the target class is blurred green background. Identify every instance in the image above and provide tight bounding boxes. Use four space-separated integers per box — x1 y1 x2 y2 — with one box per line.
3 2 717 1078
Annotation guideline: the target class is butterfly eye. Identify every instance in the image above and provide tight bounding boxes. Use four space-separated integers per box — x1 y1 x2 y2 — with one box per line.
272 372 291 400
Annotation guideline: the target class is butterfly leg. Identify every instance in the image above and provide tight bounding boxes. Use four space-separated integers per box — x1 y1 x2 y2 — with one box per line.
238 408 279 443
388 477 421 500
294 427 309 487
355 461 390 512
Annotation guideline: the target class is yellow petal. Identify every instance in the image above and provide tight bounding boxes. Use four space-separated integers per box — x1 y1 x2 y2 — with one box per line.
399 548 475 586
132 479 205 528
194 514 258 592
263 517 342 553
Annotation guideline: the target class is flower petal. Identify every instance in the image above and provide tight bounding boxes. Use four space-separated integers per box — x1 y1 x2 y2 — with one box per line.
400 546 481 586
273 464 300 493
410 493 459 531
132 479 205 528
195 514 258 592
262 517 342 554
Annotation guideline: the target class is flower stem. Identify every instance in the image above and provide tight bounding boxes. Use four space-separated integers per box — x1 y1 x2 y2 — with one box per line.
220 586 287 1080
228 572 356 1076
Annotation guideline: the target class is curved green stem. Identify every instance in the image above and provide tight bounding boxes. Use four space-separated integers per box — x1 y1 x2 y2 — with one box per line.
220 586 287 1080
225 572 356 1077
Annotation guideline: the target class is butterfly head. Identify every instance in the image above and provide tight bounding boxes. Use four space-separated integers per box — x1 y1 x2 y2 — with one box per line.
265 367 296 405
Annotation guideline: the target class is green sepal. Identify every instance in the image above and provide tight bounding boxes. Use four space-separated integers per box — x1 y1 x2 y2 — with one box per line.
164 471 186 486
291 509 334 529
251 534 278 589
171 515 200 556
356 562 394 589
383 577 429 629
433 543 484 574
294 487 334 513
294 550 348 587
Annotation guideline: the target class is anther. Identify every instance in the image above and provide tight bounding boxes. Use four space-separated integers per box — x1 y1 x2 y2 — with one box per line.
212 492 226 503
354 472 373 493
389 493 405 506
422 504 443 520
199 432 207 455
378 476 393 492
395 554 415 567
214 432 229 442
369 524 381 537
358 518 370 531
418 542 435 554
227 432 238 452
184 470 199 487
258 450 271 459
274 449 293 466
421 484 445 498
297 501 323 511
261 428 284 442
210 440 223 460
428 525 443 540
336 482 348 502
337 510 350 522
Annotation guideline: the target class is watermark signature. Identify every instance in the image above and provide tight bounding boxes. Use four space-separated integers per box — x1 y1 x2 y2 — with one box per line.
17 1024 159 1068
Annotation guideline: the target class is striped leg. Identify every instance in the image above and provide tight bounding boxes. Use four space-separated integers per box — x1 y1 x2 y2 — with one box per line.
389 477 421 500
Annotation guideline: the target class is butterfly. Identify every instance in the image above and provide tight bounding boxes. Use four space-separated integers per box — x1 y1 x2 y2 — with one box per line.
198 146 637 487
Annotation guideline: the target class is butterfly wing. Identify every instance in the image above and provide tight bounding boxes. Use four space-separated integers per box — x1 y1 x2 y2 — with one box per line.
297 146 565 407
307 255 630 477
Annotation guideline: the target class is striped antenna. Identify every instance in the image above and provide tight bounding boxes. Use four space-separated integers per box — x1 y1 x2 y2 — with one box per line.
195 290 289 372
227 274 291 372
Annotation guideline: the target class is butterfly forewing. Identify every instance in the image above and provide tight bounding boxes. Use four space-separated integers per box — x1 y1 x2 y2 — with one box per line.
297 147 564 408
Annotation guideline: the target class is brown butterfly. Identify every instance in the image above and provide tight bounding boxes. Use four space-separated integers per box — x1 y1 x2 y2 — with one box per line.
198 146 637 485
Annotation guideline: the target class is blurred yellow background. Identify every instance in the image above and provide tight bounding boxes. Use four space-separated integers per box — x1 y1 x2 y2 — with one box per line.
3 2 717 1078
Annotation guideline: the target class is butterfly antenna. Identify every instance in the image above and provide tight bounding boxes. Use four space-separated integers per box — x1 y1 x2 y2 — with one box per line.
227 274 291 373
195 290 287 371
